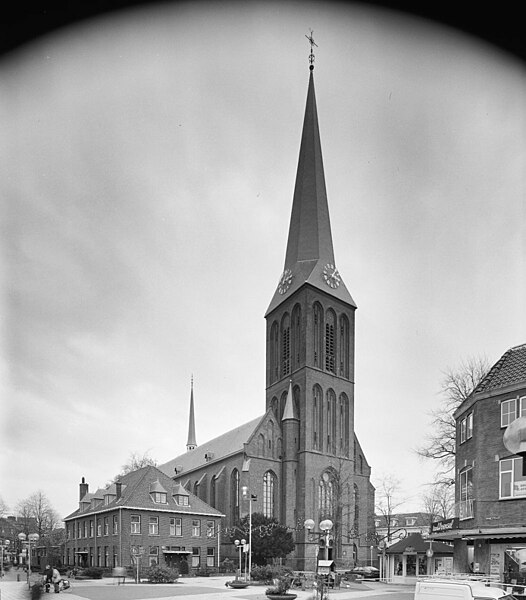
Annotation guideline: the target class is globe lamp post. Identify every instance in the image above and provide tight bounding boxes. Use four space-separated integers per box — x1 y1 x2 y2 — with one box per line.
234 539 246 580
18 532 39 589
304 519 333 599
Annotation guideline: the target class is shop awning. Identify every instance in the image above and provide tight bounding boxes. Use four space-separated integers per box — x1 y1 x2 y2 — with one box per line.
162 550 191 554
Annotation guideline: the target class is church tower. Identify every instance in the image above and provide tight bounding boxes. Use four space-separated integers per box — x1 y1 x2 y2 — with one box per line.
265 50 357 566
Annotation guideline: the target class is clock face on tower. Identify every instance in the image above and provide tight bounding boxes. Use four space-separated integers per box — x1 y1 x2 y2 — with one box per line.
278 268 293 294
322 263 341 289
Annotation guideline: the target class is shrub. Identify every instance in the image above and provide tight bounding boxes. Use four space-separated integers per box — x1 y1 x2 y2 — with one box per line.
81 566 103 579
266 574 292 595
145 565 179 583
220 558 235 573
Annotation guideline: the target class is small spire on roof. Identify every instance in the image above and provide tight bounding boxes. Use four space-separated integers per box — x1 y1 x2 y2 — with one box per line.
186 375 197 451
305 29 318 71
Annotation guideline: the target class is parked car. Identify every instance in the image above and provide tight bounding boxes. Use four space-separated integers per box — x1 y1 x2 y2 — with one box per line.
348 566 380 579
414 579 518 599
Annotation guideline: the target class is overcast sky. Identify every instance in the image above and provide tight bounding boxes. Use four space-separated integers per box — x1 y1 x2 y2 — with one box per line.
1 0 525 522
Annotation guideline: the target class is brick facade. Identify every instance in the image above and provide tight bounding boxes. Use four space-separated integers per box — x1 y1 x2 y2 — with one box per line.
432 343 526 581
64 466 223 575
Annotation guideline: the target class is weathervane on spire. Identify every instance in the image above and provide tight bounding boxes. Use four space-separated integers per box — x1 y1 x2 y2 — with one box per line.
305 29 318 70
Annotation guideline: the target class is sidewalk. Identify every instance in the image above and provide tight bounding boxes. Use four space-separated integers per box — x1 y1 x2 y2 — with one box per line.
0 570 415 600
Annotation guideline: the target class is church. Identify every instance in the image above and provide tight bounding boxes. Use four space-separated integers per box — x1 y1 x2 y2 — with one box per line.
159 54 375 571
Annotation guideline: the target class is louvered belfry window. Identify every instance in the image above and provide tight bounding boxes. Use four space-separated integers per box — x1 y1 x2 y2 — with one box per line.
281 314 291 377
325 310 336 373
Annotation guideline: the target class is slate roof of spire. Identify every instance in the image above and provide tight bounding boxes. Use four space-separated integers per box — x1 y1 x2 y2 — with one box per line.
475 343 526 393
266 71 355 315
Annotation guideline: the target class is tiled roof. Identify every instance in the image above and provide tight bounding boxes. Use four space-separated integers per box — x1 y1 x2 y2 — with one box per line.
385 532 453 554
475 343 526 393
158 416 263 477
65 465 223 520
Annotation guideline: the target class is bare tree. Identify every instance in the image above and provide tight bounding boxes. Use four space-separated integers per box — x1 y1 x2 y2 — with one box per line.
112 450 157 481
421 481 455 525
0 495 9 517
374 475 407 543
16 491 61 537
416 356 490 478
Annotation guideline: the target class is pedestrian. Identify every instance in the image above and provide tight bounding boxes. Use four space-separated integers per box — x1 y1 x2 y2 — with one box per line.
52 566 61 593
44 565 53 593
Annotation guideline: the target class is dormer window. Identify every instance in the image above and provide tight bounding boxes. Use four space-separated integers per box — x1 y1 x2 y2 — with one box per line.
175 494 189 506
151 492 167 504
149 480 168 504
406 517 416 526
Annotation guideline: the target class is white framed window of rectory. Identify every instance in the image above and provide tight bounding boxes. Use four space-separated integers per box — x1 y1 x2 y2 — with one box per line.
501 399 516 428
520 396 526 418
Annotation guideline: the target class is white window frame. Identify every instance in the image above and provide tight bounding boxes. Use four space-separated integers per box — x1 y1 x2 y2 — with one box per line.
206 547 215 567
130 515 141 534
459 468 474 519
192 519 201 537
501 399 516 428
460 418 467 443
150 492 167 504
466 413 473 439
500 457 526 499
192 547 200 567
520 396 526 418
149 516 159 535
170 517 182 536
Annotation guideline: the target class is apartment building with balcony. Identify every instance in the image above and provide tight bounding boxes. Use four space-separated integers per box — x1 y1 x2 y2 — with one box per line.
430 343 526 581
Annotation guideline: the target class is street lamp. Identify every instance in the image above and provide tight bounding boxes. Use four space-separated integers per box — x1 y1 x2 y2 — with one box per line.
1 539 11 578
242 486 257 581
304 519 333 599
234 539 246 581
18 532 39 589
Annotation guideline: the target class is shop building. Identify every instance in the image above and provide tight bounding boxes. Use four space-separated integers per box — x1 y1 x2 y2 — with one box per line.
431 343 526 582
383 532 453 583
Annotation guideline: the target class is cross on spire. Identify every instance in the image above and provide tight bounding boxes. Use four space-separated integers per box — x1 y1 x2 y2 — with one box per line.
305 29 318 70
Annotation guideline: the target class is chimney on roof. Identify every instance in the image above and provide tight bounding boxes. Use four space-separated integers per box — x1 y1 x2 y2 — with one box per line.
116 482 122 499
79 477 89 500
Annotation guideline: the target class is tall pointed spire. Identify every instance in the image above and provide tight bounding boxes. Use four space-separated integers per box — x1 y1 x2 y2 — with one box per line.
186 375 197 451
266 50 355 316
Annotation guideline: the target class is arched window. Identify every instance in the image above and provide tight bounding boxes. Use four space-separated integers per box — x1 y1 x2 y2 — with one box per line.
327 389 336 454
325 309 336 373
293 385 301 449
281 313 291 377
270 396 278 419
313 303 323 368
339 393 350 457
230 469 240 523
318 472 334 519
268 420 274 458
263 471 276 518
313 385 323 450
270 321 279 383
210 476 216 508
291 304 302 370
339 314 350 378
258 433 265 456
353 484 359 534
